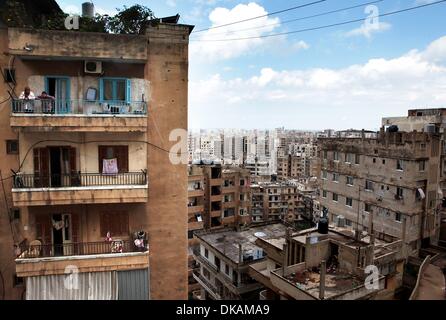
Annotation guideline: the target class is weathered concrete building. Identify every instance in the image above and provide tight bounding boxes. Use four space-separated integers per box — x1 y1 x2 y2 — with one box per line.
0 17 193 299
250 182 304 224
249 226 404 300
192 223 287 300
317 128 442 257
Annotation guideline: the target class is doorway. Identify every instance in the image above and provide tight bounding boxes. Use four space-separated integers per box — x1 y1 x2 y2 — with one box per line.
34 147 76 187
45 77 70 113
52 214 72 256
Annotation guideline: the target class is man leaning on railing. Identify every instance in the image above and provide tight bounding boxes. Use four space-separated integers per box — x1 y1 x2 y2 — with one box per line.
18 86 36 113
37 91 56 114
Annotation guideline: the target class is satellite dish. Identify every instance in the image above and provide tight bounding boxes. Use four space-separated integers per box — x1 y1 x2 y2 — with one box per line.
254 232 267 238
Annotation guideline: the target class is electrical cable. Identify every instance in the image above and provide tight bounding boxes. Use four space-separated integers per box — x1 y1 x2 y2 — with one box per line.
191 0 446 42
192 0 328 33
191 0 384 38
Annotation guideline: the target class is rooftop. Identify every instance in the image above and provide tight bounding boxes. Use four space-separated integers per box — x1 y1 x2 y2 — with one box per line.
197 223 288 264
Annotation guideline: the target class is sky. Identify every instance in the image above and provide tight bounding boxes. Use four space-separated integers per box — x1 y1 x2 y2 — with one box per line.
56 0 446 131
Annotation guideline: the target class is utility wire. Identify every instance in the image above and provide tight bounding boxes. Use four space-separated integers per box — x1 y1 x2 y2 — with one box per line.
191 0 446 42
192 0 384 38
192 0 328 33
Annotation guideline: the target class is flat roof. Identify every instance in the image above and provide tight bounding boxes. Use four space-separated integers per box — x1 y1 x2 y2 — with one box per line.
198 224 288 264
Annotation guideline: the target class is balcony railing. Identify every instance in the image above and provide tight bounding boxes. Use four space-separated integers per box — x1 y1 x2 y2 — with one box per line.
13 171 147 189
11 99 147 116
17 240 147 259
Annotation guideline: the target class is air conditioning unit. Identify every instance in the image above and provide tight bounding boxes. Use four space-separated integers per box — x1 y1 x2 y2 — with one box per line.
84 61 102 74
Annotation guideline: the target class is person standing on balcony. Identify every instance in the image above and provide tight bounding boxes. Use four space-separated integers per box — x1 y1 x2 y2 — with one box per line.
18 86 35 112
37 91 55 113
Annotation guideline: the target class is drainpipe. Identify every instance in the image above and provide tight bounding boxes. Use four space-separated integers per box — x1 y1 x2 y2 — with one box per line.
319 260 326 300
238 243 243 264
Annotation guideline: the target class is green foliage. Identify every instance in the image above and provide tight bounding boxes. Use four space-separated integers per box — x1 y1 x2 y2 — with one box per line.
107 5 156 35
1 3 156 34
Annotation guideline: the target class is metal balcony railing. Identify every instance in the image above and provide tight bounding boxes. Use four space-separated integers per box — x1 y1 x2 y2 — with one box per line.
11 99 147 115
17 240 148 259
13 171 147 189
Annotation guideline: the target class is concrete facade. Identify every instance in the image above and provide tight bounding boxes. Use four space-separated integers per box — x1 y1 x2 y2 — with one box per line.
0 21 193 300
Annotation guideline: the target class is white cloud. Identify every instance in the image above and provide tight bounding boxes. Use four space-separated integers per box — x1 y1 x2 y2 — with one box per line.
190 36 446 130
346 21 391 38
190 2 281 61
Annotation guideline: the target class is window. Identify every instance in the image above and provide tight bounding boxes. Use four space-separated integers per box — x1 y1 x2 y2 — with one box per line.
332 193 338 202
204 248 209 258
13 274 24 287
188 230 194 239
345 219 352 227
365 180 374 191
346 176 354 186
419 161 426 172
98 146 129 173
100 78 130 102
322 171 327 179
345 153 354 163
323 150 328 159
240 179 245 186
322 190 327 198
100 211 129 237
225 264 230 275
6 140 18 154
420 143 426 150
12 208 20 220
382 159 386 165
333 152 339 161
397 159 404 171
346 197 353 207
395 212 402 222
332 173 339 182
203 268 211 280
364 203 372 213
355 154 360 165
396 187 404 199
3 68 15 83
373 158 376 163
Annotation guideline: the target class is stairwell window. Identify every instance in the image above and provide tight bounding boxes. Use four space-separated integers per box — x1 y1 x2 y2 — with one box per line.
395 212 402 222
346 176 354 186
346 197 353 207
419 160 426 172
365 180 374 191
332 173 339 182
397 159 405 171
396 187 404 200
332 193 338 202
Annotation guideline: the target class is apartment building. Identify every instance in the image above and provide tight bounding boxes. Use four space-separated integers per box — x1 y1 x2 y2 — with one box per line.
249 224 404 300
192 223 287 300
276 154 305 180
188 164 251 231
382 108 446 246
0 14 193 299
250 182 304 224
317 128 442 257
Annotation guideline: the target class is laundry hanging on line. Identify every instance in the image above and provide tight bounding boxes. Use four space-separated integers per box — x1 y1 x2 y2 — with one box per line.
103 158 119 175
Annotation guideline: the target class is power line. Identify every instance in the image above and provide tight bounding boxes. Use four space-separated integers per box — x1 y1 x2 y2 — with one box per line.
192 0 328 33
191 0 384 38
191 0 446 42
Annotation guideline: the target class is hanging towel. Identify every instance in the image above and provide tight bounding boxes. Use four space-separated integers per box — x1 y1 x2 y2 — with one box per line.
103 158 118 175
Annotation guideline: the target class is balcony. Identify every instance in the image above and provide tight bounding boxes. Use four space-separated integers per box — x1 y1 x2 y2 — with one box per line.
192 271 222 300
10 99 148 132
188 205 205 214
12 172 148 206
188 188 204 197
16 240 149 277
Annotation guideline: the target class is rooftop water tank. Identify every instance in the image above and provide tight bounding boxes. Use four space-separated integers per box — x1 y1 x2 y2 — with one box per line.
82 2 95 18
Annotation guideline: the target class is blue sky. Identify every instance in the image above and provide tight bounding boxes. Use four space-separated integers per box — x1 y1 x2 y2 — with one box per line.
56 0 446 130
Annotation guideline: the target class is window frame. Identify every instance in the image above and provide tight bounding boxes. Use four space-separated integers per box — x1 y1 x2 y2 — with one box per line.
99 77 131 103
6 140 19 154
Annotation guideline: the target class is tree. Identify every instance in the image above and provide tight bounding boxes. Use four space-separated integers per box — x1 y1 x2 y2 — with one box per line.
107 5 156 35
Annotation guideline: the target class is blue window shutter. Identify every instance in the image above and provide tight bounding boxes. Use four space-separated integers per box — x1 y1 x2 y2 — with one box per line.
99 78 104 102
126 79 131 103
44 77 49 93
